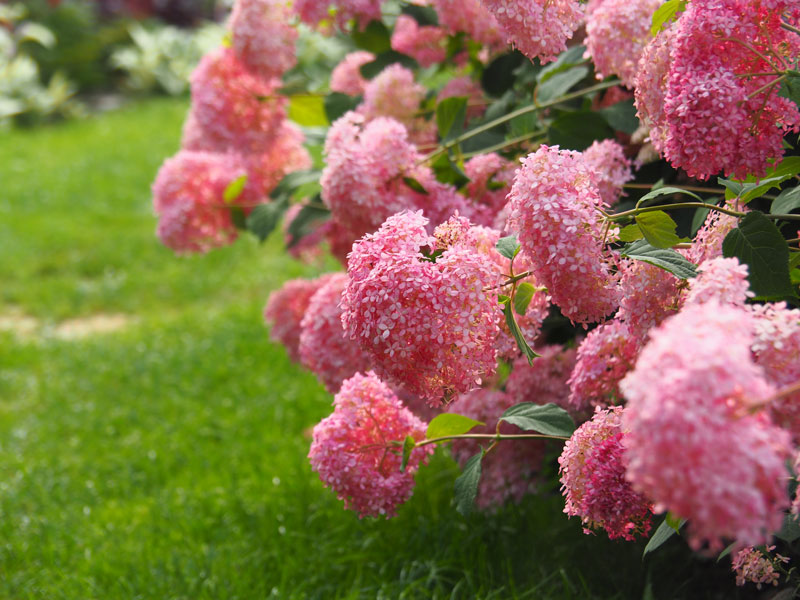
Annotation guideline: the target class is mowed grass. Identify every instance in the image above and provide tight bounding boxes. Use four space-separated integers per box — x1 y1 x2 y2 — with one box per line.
0 99 750 599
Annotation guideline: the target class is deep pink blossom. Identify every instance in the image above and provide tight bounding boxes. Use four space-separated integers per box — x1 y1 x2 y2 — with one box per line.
330 51 375 96
621 302 791 551
506 145 621 324
308 372 432 518
229 0 297 80
341 211 500 404
559 406 653 540
481 0 584 63
390 15 448 67
633 24 676 153
448 389 546 509
299 273 373 392
582 139 633 207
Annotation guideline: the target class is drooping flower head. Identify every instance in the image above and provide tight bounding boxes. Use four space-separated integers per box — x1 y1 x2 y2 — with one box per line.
506 145 621 324
621 302 791 551
299 273 373 392
448 389 547 509
559 406 653 540
341 211 500 404
330 50 375 96
308 372 432 518
229 0 298 81
390 15 448 67
481 0 584 63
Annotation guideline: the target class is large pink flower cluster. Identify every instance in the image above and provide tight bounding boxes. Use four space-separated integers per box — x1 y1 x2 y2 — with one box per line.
308 372 432 518
559 406 653 540
685 256 754 307
390 15 448 67
321 111 467 243
584 0 660 87
264 276 331 362
341 211 500 404
329 50 375 96
582 139 633 207
634 1 800 179
506 145 621 324
299 273 373 392
504 346 579 418
481 0 584 63
448 389 547 509
621 302 791 550
616 260 681 338
229 0 297 81
567 321 640 412
428 0 504 49
688 207 742 265
463 153 518 228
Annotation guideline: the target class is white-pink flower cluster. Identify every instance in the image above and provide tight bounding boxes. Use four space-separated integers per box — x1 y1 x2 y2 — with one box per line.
229 0 297 81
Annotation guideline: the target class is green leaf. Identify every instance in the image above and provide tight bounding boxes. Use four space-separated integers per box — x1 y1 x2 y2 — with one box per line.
650 0 686 35
599 100 640 135
351 20 391 53
717 543 737 562
548 111 614 151
722 211 795 299
246 200 288 242
790 252 800 270
771 186 800 215
636 210 686 248
643 518 680 558
513 282 537 316
636 186 702 206
401 435 416 472
537 45 587 84
229 206 247 230
454 452 483 516
402 176 428 194
360 51 419 79
691 204 712 236
618 224 644 242
621 240 698 279
498 403 575 437
426 413 484 440
324 92 361 123
270 170 322 202
536 66 589 104
779 70 800 109
499 297 539 365
481 51 525 97
223 174 248 204
665 512 684 532
431 153 470 188
400 3 439 25
775 512 800 543
719 158 800 204
288 95 329 127
285 198 330 249
436 96 468 142
496 235 520 260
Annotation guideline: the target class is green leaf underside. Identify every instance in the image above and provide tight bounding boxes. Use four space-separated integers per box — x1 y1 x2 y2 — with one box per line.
400 3 439 26
513 282 536 316
536 67 589 103
223 174 248 204
775 512 800 543
402 176 428 194
643 518 680 558
651 0 686 35
548 111 613 151
454 452 483 516
636 210 686 248
285 200 330 248
246 200 288 242
426 413 484 440
360 51 418 79
599 100 639 134
324 92 361 123
621 240 697 279
495 235 520 260
436 96 468 142
779 70 800 109
636 186 702 205
498 403 575 438
351 20 391 54
722 211 795 299
771 186 800 215
537 45 586 85
270 170 322 202
499 297 539 365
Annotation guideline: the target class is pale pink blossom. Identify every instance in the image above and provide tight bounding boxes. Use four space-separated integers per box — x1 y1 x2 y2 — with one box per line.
429 0 505 49
229 0 297 80
582 139 633 207
308 372 432 518
293 0 381 28
732 546 788 589
463 153 517 227
390 15 448 67
330 51 375 95
688 207 742 265
616 259 681 338
685 257 754 307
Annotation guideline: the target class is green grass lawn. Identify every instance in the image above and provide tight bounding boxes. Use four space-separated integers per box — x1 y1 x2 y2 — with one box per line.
0 99 752 599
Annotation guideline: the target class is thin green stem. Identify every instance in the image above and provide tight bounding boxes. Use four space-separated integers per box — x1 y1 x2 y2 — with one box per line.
607 202 746 221
422 79 621 163
622 182 724 195
416 432 568 448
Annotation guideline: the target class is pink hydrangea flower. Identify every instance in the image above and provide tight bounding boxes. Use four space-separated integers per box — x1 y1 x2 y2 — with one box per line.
429 0 505 49
505 345 579 418
241 121 312 197
582 139 633 207
481 0 584 63
308 372 432 518
567 320 640 412
732 546 788 589
463 153 517 227
264 275 331 362
330 50 375 95
633 24 676 153
506 145 621 324
293 0 381 28
749 302 800 439
620 302 791 551
299 273 373 392
341 211 500 404
584 0 660 87
616 259 681 339
688 207 742 265
448 389 547 509
559 406 653 541
390 15 448 67
321 112 467 242
685 257 754 307
229 0 297 81
186 47 287 155
152 151 257 254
